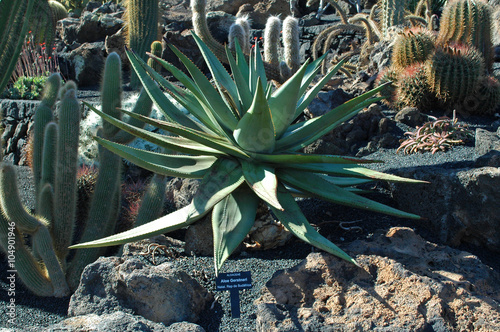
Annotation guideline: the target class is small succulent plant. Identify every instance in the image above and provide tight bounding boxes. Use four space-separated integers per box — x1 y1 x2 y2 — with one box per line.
71 33 423 275
397 111 474 154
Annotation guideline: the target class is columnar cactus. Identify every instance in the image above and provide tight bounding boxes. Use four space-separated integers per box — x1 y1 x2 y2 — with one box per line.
283 16 301 74
0 0 36 92
378 0 407 36
263 16 281 67
124 0 159 88
437 0 493 70
229 16 251 55
0 53 161 296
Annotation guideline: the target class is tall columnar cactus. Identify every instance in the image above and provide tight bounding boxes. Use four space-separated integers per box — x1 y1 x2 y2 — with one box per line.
392 27 436 70
283 16 301 75
437 0 493 70
378 0 407 36
0 0 36 92
124 0 159 88
264 16 282 67
0 53 160 296
425 44 484 107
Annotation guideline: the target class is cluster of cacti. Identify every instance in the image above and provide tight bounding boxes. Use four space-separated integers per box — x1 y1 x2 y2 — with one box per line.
377 0 500 115
0 0 36 92
191 0 298 82
437 0 493 70
397 112 474 154
379 0 406 36
0 53 166 297
123 0 160 88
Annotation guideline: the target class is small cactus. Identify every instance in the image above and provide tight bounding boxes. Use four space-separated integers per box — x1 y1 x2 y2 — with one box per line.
395 63 435 110
147 41 163 73
392 27 435 70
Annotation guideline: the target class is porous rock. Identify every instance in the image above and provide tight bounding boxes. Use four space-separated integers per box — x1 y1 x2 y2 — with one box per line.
255 227 500 331
389 166 500 251
43 311 169 332
68 256 212 325
395 107 426 127
58 42 105 87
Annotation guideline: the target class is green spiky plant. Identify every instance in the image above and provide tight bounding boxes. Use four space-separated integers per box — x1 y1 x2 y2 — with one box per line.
392 27 436 70
437 0 493 71
0 0 37 92
70 33 424 275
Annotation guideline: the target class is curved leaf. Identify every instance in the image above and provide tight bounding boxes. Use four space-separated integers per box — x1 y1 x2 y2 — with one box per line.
95 137 216 178
271 183 358 265
241 161 282 210
278 169 422 219
212 186 259 275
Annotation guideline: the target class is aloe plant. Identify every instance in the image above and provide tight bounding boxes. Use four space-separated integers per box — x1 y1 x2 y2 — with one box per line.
71 34 423 275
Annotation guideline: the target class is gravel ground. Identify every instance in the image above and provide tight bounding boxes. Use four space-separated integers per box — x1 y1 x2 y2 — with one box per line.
1 104 499 331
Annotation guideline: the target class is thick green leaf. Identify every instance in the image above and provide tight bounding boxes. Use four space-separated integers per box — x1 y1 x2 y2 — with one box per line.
276 84 389 151
126 50 207 132
212 186 259 275
271 183 358 265
233 78 276 153
278 169 422 219
283 163 427 183
69 204 207 248
268 59 309 138
311 173 374 187
225 43 253 114
191 33 241 116
295 59 347 118
253 43 268 89
241 161 282 210
298 52 329 98
188 158 245 219
95 137 216 178
85 102 225 156
167 43 239 132
254 153 381 165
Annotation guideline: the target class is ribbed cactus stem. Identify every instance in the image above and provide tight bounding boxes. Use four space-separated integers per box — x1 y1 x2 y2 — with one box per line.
134 174 167 227
125 0 159 88
425 44 484 106
283 16 300 75
66 129 122 291
147 41 163 73
53 87 80 262
101 53 123 138
229 23 247 54
392 27 435 70
33 74 60 197
379 0 406 37
0 0 36 91
437 0 493 70
264 16 282 67
39 122 57 196
235 16 251 54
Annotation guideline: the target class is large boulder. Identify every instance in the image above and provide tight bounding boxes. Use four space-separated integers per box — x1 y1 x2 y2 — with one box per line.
255 227 500 331
68 254 213 325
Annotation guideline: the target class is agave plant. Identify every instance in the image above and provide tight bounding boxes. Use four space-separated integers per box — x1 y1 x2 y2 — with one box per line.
71 33 423 274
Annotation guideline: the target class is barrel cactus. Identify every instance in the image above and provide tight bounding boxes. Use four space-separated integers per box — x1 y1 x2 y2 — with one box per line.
392 27 436 70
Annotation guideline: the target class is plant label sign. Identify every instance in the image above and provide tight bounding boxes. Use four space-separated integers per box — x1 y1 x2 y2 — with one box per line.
215 271 252 318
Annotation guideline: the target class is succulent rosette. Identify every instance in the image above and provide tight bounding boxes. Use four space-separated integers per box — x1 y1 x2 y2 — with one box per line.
71 33 422 274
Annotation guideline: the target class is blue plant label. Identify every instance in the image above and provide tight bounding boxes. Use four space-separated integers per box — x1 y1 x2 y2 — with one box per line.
215 271 252 291
215 271 252 318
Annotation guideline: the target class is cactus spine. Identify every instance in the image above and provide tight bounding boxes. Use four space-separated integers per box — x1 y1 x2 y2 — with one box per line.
437 0 493 70
392 27 436 70
0 0 36 92
425 44 484 106
124 0 159 88
147 41 163 73
378 0 407 36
